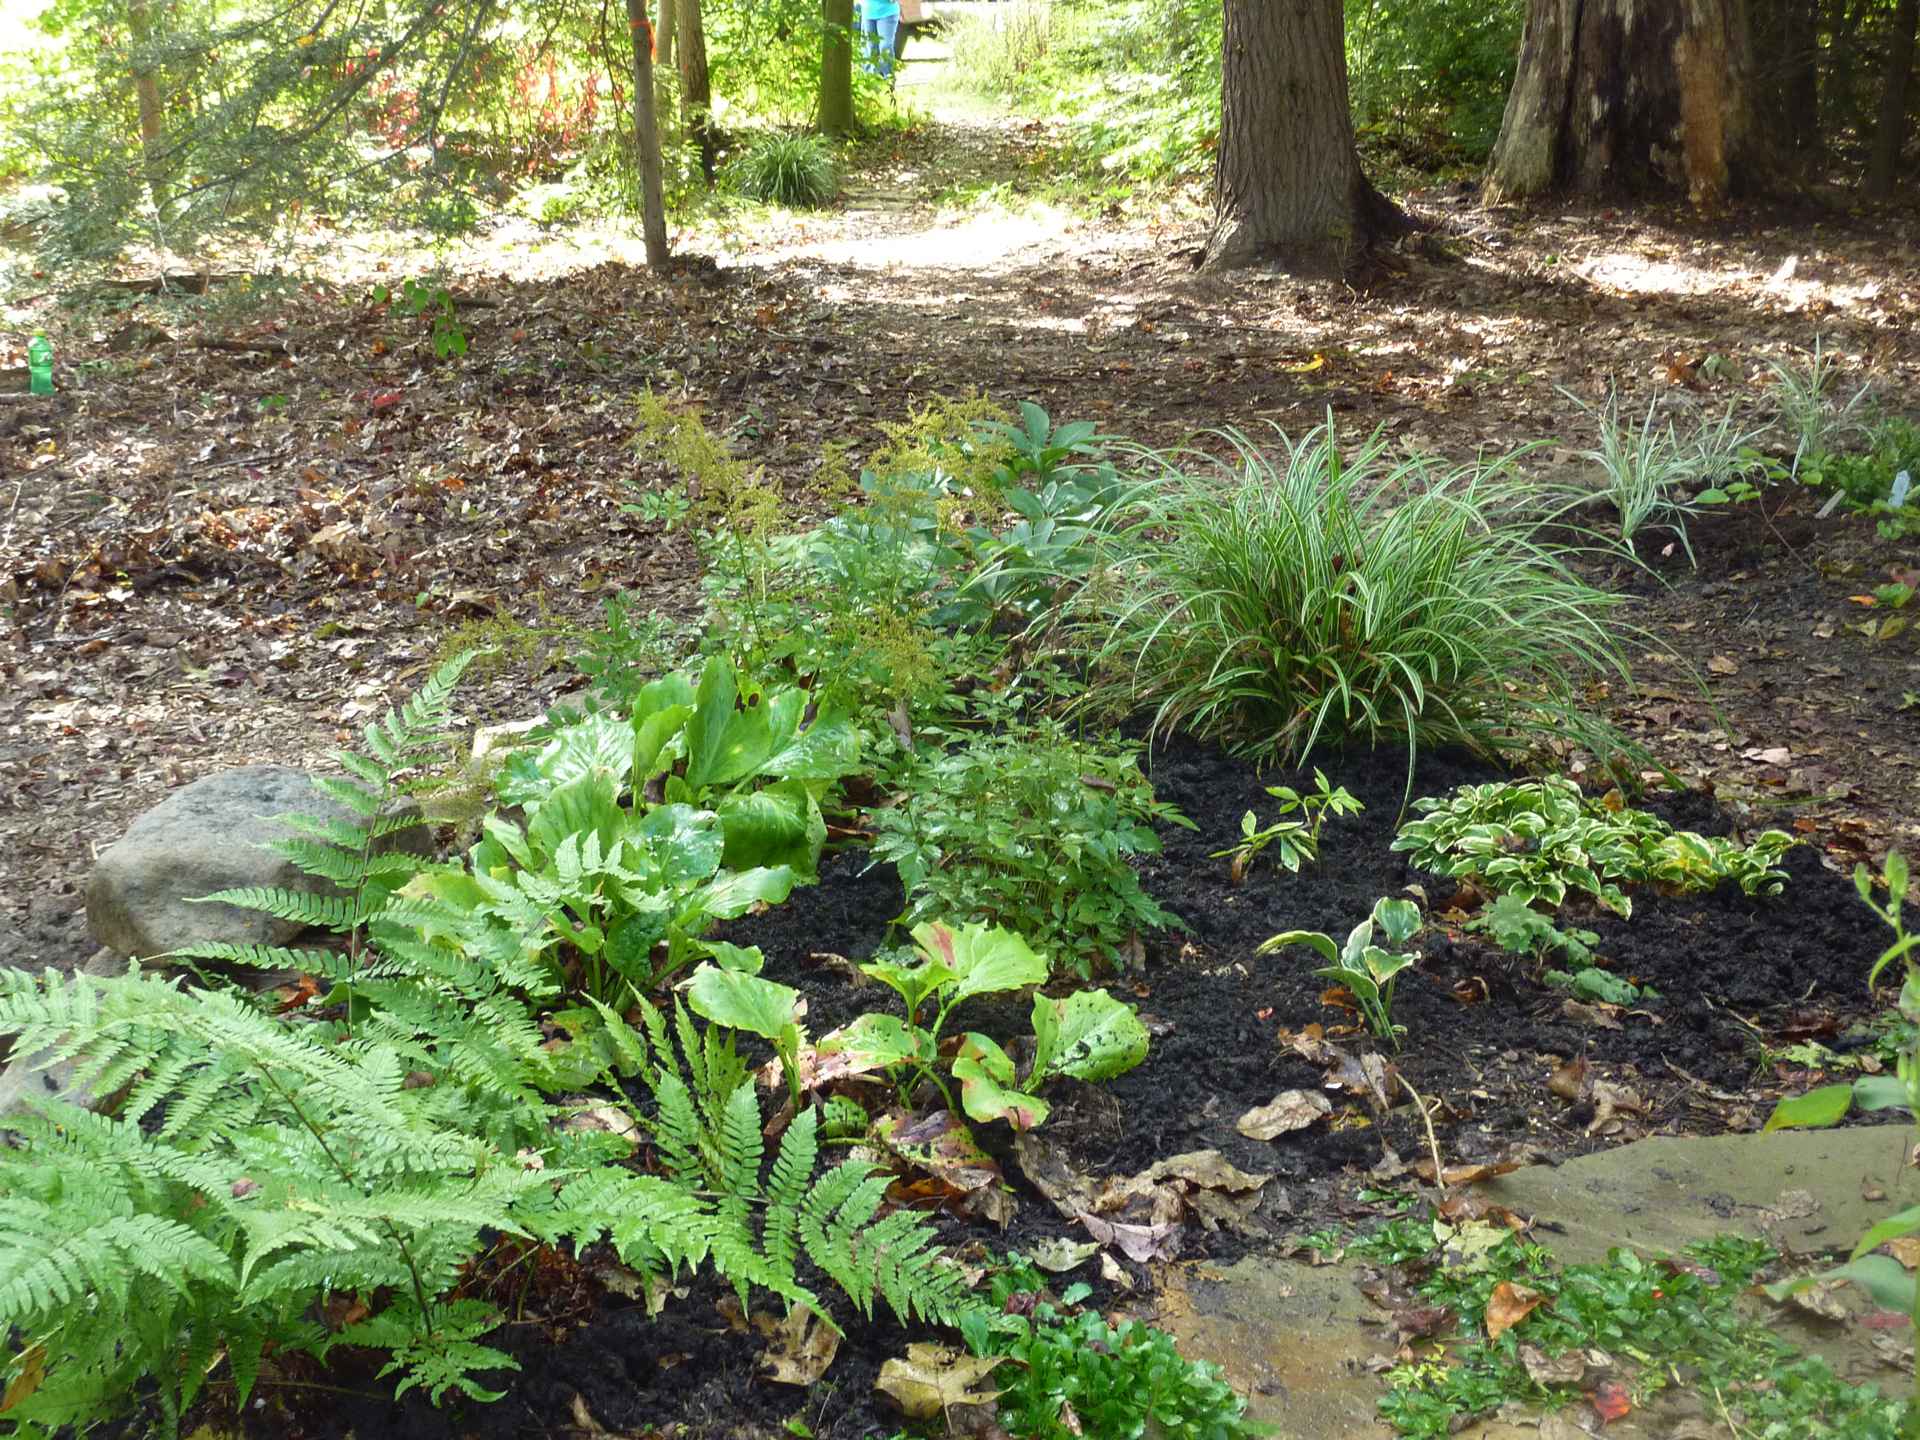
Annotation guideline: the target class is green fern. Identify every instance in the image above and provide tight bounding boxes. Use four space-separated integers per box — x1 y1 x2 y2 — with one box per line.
557 1001 986 1334
174 651 475 974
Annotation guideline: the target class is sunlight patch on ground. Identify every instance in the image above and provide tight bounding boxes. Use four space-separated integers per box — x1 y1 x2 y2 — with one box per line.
731 204 1071 273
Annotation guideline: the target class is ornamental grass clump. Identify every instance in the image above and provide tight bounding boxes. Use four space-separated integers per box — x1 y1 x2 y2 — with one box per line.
1075 420 1633 780
729 132 837 208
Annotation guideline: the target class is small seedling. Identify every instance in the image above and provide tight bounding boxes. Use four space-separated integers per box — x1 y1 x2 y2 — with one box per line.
1214 769 1364 881
1259 897 1422 1047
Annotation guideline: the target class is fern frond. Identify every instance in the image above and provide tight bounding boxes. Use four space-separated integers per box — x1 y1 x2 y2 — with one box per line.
163 942 350 978
763 1107 818 1279
188 887 367 933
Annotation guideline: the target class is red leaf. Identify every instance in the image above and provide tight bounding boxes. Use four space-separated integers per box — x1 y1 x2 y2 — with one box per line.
1589 1381 1632 1423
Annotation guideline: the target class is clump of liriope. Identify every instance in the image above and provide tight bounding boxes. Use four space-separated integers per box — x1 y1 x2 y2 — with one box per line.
1074 419 1636 786
728 132 838 208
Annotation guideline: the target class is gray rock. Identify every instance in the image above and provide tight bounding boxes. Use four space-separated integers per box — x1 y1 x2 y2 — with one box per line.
85 764 430 960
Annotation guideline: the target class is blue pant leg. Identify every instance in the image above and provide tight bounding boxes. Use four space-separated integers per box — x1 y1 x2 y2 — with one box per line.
859 16 883 74
875 14 899 75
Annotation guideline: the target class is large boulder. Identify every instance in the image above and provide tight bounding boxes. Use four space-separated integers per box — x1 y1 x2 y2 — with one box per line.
86 765 428 960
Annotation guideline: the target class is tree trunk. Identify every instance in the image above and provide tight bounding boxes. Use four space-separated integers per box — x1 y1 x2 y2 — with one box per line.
1203 0 1405 275
626 0 671 266
1867 0 1918 195
1485 0 1760 207
127 0 170 218
677 0 716 182
819 0 855 136
657 0 677 71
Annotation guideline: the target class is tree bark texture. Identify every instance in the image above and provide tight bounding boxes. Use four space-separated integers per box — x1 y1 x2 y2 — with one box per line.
818 0 855 135
1203 0 1404 275
126 0 170 217
1867 0 1918 195
1485 0 1760 206
677 0 716 182
625 0 671 266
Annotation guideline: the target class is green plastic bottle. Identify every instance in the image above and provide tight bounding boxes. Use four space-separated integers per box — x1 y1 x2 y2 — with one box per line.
26 332 52 396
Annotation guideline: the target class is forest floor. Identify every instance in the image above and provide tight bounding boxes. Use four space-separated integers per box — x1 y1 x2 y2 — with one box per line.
4 35 1920 1439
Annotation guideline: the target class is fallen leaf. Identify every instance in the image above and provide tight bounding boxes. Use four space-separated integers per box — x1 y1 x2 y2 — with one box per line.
1887 1236 1920 1270
1549 1056 1590 1102
758 1305 840 1386
875 1344 1006 1420
1098 1252 1135 1290
1392 1304 1455 1340
1237 1089 1333 1140
1028 1237 1099 1273
1589 1379 1633 1423
1742 746 1792 766
1486 1281 1547 1340
1077 1211 1183 1262
1707 654 1739 675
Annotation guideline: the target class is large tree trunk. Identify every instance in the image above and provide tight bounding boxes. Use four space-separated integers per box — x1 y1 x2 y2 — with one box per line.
1485 0 1760 207
1203 0 1405 275
818 0 855 135
677 0 716 182
1867 0 1918 195
626 0 670 266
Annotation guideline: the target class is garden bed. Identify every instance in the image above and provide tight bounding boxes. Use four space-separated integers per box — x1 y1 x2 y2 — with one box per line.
169 734 1891 1440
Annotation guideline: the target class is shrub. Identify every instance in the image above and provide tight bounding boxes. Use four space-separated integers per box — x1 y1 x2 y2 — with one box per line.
868 723 1189 976
728 132 837 208
1075 420 1634 782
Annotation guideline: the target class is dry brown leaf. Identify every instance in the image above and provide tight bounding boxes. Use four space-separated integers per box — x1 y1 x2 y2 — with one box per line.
759 1305 841 1387
1519 1343 1589 1386
1078 1211 1183 1262
875 1344 1006 1420
1236 1089 1333 1140
1887 1236 1920 1270
1549 1056 1590 1102
1485 1281 1547 1340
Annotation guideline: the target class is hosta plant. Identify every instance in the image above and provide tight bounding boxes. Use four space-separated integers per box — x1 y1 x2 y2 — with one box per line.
498 654 861 881
1392 776 1793 918
814 921 1150 1131
1259 897 1423 1047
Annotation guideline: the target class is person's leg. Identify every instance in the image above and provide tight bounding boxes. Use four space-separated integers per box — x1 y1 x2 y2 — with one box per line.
875 14 899 77
859 15 883 73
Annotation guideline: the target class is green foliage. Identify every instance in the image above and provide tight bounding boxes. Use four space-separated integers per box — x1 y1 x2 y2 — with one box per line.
1765 339 1876 469
1346 0 1521 165
1557 391 1769 562
562 999 987 1331
1544 966 1655 1007
1796 419 1920 539
1213 769 1363 880
1258 897 1422 1048
175 650 473 979
727 132 837 208
1393 777 1794 919
0 956 571 1432
1366 1214 1908 1439
1075 421 1635 784
961 1265 1266 1440
867 723 1188 976
1461 893 1597 967
373 276 469 360
815 920 1148 1127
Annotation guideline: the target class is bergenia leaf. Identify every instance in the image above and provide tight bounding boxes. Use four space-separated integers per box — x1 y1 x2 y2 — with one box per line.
953 1034 1050 1131
912 921 1048 1003
1032 989 1149 1083
686 964 802 1042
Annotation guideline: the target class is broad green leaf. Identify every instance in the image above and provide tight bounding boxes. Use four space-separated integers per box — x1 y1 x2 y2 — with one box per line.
637 803 726 888
1362 947 1415 986
1257 929 1339 963
953 1033 1049 1131
686 964 802 1041
527 772 623 861
911 921 1048 1003
817 1012 920 1070
1853 1074 1914 1113
716 784 823 877
703 941 765 974
1032 988 1149 1083
683 656 776 790
605 909 669 982
1764 1082 1854 1131
524 712 634 800
861 955 957 1017
1371 897 1422 947
1852 1205 1920 1260
631 703 693 786
763 711 862 782
1826 1254 1916 1314
685 866 797 925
